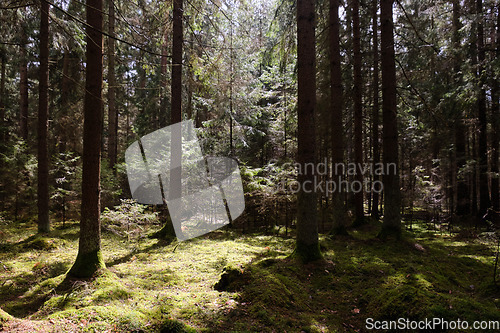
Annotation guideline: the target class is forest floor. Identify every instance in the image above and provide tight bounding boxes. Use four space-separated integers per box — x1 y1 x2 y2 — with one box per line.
1 214 500 332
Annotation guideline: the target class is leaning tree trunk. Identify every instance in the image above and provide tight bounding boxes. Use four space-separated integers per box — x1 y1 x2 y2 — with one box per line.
37 0 50 234
379 0 401 238
68 0 105 278
352 0 365 226
329 0 348 235
295 0 321 261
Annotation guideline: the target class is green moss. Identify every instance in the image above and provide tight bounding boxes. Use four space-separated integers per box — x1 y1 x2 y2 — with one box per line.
4 217 500 331
68 249 106 278
214 266 248 292
0 308 12 326
160 318 197 333
291 241 322 263
23 236 59 250
378 224 402 240
370 284 437 320
49 305 148 331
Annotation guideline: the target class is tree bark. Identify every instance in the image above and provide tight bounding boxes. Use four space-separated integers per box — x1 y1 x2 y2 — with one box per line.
329 0 348 235
107 0 118 172
352 0 364 226
490 3 500 211
37 0 50 234
477 0 490 215
453 0 470 215
379 0 401 238
160 30 169 128
371 0 380 219
20 25 29 141
295 0 321 261
69 0 105 278
0 54 6 143
157 0 183 240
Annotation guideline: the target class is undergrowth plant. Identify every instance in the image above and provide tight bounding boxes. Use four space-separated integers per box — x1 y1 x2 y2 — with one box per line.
101 199 158 241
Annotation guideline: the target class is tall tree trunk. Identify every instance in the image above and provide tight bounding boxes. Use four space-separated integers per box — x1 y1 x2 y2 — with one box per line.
490 3 500 211
329 0 348 235
477 0 490 215
371 0 380 219
156 0 183 240
453 0 469 216
352 0 364 225
160 30 169 128
37 0 50 234
229 22 234 156
0 54 5 143
69 0 105 278
20 26 29 141
170 0 182 217
107 0 117 172
295 0 321 261
379 0 401 238
171 0 182 127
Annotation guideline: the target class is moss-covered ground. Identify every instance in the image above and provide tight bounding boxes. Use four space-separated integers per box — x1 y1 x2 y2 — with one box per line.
1 216 500 332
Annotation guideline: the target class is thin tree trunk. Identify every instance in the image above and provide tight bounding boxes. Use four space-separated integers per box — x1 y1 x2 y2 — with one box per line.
157 0 183 240
490 3 500 211
0 54 6 143
20 26 29 141
477 0 490 215
107 0 118 172
295 0 321 261
371 0 380 219
453 0 469 216
170 0 182 213
37 0 50 234
352 0 364 225
69 0 105 278
379 0 401 238
329 0 348 235
472 129 478 214
229 22 234 156
160 30 169 128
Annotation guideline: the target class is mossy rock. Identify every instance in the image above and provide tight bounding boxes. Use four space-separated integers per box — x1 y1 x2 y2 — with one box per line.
214 266 249 292
160 319 197 333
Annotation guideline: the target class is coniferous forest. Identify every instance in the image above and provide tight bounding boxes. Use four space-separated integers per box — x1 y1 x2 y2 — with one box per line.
1 0 500 331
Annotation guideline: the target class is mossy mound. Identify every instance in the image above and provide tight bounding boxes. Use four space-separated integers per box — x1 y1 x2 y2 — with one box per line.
368 283 437 320
0 308 12 326
159 319 197 333
214 266 249 292
23 236 59 250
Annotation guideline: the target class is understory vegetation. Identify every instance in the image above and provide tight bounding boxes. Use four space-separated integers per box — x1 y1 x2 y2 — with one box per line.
1 209 500 332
